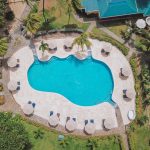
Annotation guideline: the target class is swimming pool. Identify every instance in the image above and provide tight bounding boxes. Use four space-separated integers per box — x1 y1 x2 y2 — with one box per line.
28 55 114 106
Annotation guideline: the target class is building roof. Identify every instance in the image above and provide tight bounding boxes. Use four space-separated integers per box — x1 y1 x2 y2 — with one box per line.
82 0 150 18
100 0 138 18
136 0 150 16
82 0 99 13
145 7 150 16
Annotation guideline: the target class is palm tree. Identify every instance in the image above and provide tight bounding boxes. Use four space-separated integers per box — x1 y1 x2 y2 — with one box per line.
39 41 48 55
64 0 81 24
24 13 41 35
0 37 8 57
73 33 92 51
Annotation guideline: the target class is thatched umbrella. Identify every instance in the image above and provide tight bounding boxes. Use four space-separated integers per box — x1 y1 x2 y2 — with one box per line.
125 90 135 99
7 80 18 91
146 17 150 26
48 114 59 127
84 122 95 135
128 110 135 120
7 57 18 68
22 103 34 116
136 19 146 29
65 119 77 132
103 119 115 130
121 67 130 77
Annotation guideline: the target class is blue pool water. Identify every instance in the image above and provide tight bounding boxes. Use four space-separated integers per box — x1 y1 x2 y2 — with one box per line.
28 55 114 106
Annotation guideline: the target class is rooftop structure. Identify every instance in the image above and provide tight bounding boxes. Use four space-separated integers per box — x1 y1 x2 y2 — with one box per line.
82 0 150 19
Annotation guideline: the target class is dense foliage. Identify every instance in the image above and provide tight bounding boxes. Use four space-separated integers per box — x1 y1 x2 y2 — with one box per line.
140 64 150 107
0 37 8 56
0 112 31 150
129 54 142 116
24 12 42 34
127 122 150 150
134 38 150 52
0 0 6 28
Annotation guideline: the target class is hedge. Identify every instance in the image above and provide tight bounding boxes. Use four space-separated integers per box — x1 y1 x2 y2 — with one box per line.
129 54 142 117
90 32 129 56
127 132 136 150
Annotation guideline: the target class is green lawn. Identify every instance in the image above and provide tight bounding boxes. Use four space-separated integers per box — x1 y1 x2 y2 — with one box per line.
102 21 128 37
128 125 150 150
22 120 123 150
42 0 90 31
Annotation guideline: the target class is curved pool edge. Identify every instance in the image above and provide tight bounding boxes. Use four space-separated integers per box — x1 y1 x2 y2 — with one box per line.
27 54 115 107
8 38 135 133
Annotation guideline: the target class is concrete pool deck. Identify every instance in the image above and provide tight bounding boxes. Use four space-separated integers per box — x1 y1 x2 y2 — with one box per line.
8 37 135 132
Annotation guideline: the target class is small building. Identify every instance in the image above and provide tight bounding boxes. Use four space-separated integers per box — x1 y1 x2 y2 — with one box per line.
81 0 150 20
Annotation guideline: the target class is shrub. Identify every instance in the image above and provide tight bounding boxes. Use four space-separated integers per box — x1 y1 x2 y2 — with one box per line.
0 95 5 105
0 112 31 150
5 10 15 21
90 32 129 56
129 54 142 117
127 132 136 150
0 83 3 91
137 115 149 126
140 64 150 108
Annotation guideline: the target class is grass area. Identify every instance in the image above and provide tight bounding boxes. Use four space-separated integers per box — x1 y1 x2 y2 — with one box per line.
102 21 128 37
91 27 129 56
39 0 90 31
128 125 150 150
22 120 123 150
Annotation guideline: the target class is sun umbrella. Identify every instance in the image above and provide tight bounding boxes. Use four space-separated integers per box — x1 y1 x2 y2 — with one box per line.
103 43 112 53
22 103 34 116
125 90 135 99
64 40 72 48
128 110 135 120
121 67 130 77
7 80 18 91
65 119 77 132
146 17 150 26
84 122 95 135
7 57 18 68
136 19 146 29
103 119 115 130
49 43 56 49
48 114 59 127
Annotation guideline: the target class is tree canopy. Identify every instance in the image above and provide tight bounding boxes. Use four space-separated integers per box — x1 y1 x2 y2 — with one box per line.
0 37 8 56
0 112 31 150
